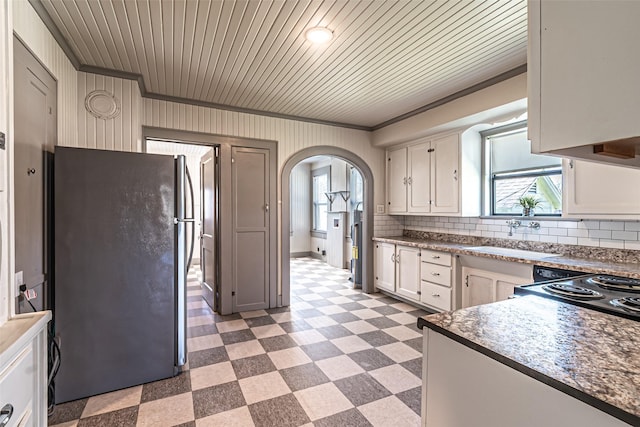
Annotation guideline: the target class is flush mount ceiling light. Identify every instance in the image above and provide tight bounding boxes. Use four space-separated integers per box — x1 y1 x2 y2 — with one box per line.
305 26 333 44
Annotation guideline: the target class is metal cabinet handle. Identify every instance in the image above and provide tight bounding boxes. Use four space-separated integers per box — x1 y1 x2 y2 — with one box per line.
265 204 269 212
395 254 400 263
391 254 395 263
0 404 13 426
432 255 440 259
407 177 412 185
403 177 407 185
432 293 440 298
431 272 440 276
453 169 458 181
27 168 36 175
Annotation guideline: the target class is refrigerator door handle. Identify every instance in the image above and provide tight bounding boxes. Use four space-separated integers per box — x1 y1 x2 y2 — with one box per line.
175 156 187 367
174 217 195 223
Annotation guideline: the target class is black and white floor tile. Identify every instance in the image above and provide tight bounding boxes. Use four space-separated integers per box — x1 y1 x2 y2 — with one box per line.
48 257 428 426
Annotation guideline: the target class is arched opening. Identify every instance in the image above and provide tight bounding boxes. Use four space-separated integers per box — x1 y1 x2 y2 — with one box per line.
281 146 375 307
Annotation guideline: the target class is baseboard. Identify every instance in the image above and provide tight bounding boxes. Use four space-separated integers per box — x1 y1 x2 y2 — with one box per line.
309 252 324 261
290 251 312 258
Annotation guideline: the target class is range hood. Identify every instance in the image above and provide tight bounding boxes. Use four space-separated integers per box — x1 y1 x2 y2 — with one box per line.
546 136 640 170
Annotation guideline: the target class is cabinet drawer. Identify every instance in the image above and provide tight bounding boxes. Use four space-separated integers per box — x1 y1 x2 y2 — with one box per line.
421 250 451 266
0 345 35 427
421 263 451 287
421 282 452 311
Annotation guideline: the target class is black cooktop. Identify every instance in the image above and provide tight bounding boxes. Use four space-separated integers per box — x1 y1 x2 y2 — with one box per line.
516 274 640 321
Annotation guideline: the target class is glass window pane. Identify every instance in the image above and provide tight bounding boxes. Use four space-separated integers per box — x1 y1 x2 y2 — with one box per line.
493 173 562 215
317 204 327 231
490 130 561 173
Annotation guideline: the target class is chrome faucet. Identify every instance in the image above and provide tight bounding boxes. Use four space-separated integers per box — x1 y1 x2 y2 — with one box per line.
506 219 521 236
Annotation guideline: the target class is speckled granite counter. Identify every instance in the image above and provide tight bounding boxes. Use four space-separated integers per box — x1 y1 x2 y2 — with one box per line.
373 235 640 278
418 296 640 425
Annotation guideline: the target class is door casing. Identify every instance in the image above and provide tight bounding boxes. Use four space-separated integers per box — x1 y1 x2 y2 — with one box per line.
142 127 277 315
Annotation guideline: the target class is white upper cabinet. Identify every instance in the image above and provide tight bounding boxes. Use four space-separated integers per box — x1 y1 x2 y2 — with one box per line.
431 134 459 213
564 159 640 218
528 0 640 167
385 131 480 216
407 143 431 213
387 146 409 213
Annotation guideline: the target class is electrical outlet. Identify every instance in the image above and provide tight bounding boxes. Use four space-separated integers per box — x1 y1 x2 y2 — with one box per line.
376 204 385 214
15 271 24 294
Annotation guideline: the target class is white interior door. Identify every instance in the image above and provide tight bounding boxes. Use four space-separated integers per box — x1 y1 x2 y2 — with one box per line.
200 149 217 310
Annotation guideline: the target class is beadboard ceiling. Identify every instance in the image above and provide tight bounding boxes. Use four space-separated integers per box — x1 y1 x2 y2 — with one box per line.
38 0 527 129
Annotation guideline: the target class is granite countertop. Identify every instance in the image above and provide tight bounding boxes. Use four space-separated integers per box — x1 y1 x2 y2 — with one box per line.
373 235 640 278
418 296 640 425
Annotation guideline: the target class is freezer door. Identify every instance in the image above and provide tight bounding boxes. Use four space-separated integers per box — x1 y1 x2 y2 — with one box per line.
54 147 179 403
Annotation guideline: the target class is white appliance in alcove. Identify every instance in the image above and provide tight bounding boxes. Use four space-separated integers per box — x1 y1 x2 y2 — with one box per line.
327 212 346 269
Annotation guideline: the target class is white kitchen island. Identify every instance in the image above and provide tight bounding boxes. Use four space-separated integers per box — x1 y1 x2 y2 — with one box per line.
418 296 639 426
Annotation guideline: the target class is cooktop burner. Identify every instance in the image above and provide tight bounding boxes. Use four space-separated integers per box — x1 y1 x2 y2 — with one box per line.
542 283 604 300
611 297 640 314
587 275 640 293
516 267 640 321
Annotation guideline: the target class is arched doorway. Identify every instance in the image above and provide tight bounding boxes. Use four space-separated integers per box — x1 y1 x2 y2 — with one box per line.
281 146 374 307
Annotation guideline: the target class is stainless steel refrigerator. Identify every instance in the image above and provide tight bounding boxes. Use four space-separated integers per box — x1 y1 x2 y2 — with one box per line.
53 147 192 403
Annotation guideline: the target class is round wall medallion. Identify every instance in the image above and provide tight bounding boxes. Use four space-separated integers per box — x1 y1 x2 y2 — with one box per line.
85 90 121 120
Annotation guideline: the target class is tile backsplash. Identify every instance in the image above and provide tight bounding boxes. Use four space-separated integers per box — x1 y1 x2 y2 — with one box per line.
374 215 640 251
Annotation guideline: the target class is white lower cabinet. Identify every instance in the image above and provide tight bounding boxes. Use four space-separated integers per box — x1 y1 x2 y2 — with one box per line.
375 243 457 311
374 243 421 301
0 312 50 427
420 250 454 312
395 246 421 301
374 242 396 292
461 266 532 308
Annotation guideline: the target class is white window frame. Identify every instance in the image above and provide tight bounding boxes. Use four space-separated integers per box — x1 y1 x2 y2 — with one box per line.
311 166 330 237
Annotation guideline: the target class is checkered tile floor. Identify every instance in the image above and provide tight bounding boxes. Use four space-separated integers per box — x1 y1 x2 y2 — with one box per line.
48 257 428 426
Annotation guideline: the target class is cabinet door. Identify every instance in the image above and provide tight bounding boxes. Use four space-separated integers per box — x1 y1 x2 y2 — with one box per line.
407 142 431 213
395 245 421 301
496 279 519 303
564 160 640 216
431 134 459 213
532 1 640 153
462 266 532 308
461 267 493 308
387 147 407 213
375 243 396 292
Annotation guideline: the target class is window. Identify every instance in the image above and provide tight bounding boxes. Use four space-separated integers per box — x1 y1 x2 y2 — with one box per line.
483 121 563 216
312 167 330 233
349 166 364 211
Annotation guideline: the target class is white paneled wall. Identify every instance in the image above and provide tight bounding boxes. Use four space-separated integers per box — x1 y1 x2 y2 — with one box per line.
13 0 78 147
403 216 640 250
290 163 311 254
77 72 142 152
141 99 385 207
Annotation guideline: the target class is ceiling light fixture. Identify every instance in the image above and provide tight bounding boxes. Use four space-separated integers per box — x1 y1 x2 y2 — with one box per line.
305 26 333 44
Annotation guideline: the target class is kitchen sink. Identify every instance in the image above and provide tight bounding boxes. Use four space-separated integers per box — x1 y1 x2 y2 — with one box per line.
467 246 559 259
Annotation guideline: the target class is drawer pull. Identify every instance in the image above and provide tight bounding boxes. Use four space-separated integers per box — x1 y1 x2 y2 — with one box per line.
432 293 440 297
0 404 13 426
432 255 440 259
431 272 440 276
